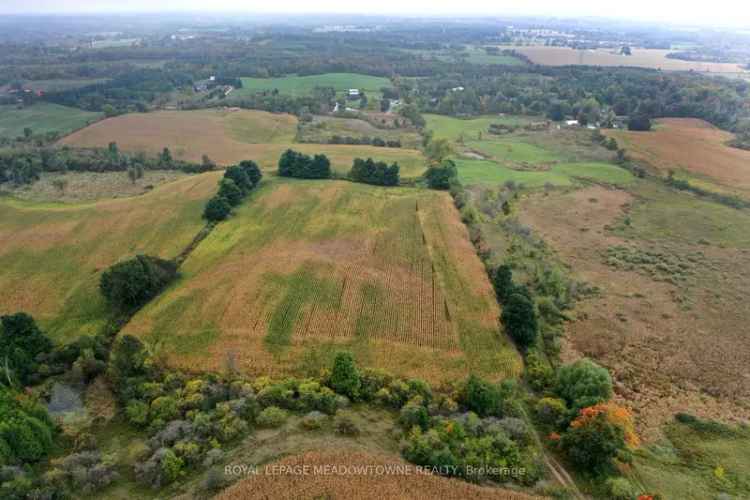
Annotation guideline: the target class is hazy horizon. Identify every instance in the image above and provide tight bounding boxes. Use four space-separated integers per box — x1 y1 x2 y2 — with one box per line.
1 1 749 28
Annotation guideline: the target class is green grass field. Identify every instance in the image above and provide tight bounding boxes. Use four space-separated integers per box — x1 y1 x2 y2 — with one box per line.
124 178 521 383
425 114 538 141
455 159 634 187
0 172 221 342
629 418 750 499
0 102 102 139
613 182 750 248
237 73 392 97
466 139 559 164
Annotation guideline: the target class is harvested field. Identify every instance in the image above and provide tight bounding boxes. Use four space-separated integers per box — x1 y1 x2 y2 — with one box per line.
0 171 221 342
60 109 427 177
606 118 750 197
1 170 189 203
218 449 543 500
501 45 749 73
124 179 521 383
517 184 750 438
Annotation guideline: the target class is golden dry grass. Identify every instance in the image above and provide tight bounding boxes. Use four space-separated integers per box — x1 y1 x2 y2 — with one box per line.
60 109 427 177
0 171 222 341
518 185 750 438
502 46 749 73
606 118 750 197
124 179 521 383
217 449 544 500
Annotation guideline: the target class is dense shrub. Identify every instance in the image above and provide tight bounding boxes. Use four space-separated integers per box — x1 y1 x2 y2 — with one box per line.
399 399 430 430
278 149 331 179
203 195 232 221
223 165 253 192
424 159 458 190
491 264 514 303
560 411 625 473
329 352 361 401
0 313 53 386
257 406 288 428
524 348 554 391
535 397 568 429
239 160 262 185
501 291 539 349
461 375 503 418
627 115 652 131
555 358 613 411
217 178 244 206
349 158 400 186
99 255 178 311
0 387 55 465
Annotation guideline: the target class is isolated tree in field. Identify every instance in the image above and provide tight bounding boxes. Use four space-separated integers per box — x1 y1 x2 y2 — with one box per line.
159 147 173 167
555 358 613 411
203 196 232 221
329 352 361 400
23 128 33 140
100 255 178 311
627 115 651 131
424 138 453 166
217 178 243 206
0 312 53 385
501 290 538 348
492 264 514 303
201 154 216 171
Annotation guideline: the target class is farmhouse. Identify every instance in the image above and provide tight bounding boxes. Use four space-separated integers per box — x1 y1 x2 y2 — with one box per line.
565 119 580 127
348 88 361 97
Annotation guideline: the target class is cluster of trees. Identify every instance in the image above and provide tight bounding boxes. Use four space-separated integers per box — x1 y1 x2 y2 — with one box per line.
278 149 331 179
100 255 179 312
0 144 210 187
492 265 539 349
203 160 262 222
349 158 400 186
325 135 402 148
425 159 458 190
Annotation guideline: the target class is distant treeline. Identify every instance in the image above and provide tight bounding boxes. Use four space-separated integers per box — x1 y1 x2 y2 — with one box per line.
299 135 402 148
416 66 750 132
43 69 193 113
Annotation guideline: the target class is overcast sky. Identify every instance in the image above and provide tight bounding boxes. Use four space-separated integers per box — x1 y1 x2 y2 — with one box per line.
1 0 749 27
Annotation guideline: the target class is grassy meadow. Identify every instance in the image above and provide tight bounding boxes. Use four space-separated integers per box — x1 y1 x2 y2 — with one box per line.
0 171 221 342
0 102 102 139
237 73 393 97
123 178 521 383
455 159 634 187
61 109 428 177
425 114 538 141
